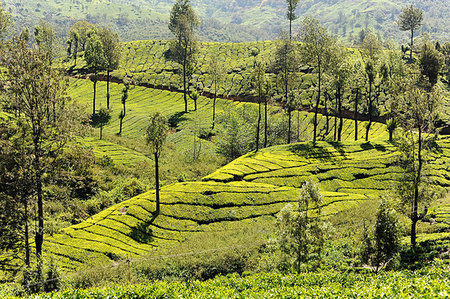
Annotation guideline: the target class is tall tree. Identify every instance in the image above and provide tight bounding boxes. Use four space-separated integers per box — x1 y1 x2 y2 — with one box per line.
396 76 441 247
68 20 97 52
34 19 59 65
251 61 269 150
299 17 336 144
118 79 130 136
277 180 326 272
364 59 377 141
67 30 79 67
286 0 300 40
85 35 106 115
98 27 121 109
167 0 199 112
360 199 401 272
285 91 298 144
329 45 351 142
419 40 444 89
398 5 423 60
273 31 298 140
351 61 366 141
0 39 83 279
145 112 169 216
207 52 225 130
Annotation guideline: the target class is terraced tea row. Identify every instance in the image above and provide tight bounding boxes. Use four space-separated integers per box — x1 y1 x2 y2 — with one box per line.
39 139 449 271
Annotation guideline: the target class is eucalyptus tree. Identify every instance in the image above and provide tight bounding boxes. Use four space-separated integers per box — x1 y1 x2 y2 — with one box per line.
167 0 199 112
85 35 107 115
398 5 423 60
207 52 225 130
146 112 169 215
329 45 351 142
395 73 442 247
286 0 300 40
251 61 270 150
99 26 121 109
299 17 336 144
34 19 59 65
277 180 326 272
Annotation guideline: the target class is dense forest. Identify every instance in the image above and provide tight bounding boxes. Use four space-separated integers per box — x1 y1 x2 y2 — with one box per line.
0 0 449 297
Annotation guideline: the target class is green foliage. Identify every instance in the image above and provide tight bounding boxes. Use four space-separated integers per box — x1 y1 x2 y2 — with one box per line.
360 199 402 272
145 112 169 157
23 264 450 298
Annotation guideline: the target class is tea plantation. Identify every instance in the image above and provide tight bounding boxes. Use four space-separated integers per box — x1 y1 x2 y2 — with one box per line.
26 267 450 298
33 135 449 273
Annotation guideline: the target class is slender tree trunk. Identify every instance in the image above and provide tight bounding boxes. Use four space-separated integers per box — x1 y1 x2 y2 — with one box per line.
338 90 343 142
334 94 338 141
354 89 359 141
264 96 268 147
212 89 216 130
365 84 372 141
93 79 97 115
411 128 422 247
24 198 30 268
410 29 414 60
324 92 328 136
313 64 321 145
288 110 292 144
34 145 43 281
119 101 126 136
183 61 187 113
100 126 103 139
256 100 261 151
106 70 110 109
289 19 292 41
155 152 160 215
297 110 300 142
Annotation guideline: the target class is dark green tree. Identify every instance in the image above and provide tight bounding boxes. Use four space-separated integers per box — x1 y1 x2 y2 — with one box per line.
299 17 336 145
91 107 111 139
398 5 423 60
286 0 300 40
360 199 401 272
167 0 199 112
419 41 444 88
145 112 169 215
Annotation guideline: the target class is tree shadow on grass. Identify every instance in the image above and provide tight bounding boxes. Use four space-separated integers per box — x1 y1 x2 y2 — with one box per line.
168 111 188 130
360 142 387 152
326 141 346 157
288 142 335 162
128 213 158 244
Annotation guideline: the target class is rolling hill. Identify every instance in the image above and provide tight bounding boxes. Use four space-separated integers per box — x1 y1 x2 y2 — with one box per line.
17 135 449 273
3 0 450 43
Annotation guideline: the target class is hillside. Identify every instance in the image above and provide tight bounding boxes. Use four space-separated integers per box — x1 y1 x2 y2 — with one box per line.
3 0 450 43
11 136 447 274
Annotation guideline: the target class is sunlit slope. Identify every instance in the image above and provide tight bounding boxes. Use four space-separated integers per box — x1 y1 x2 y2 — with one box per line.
68 78 389 146
43 138 449 271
